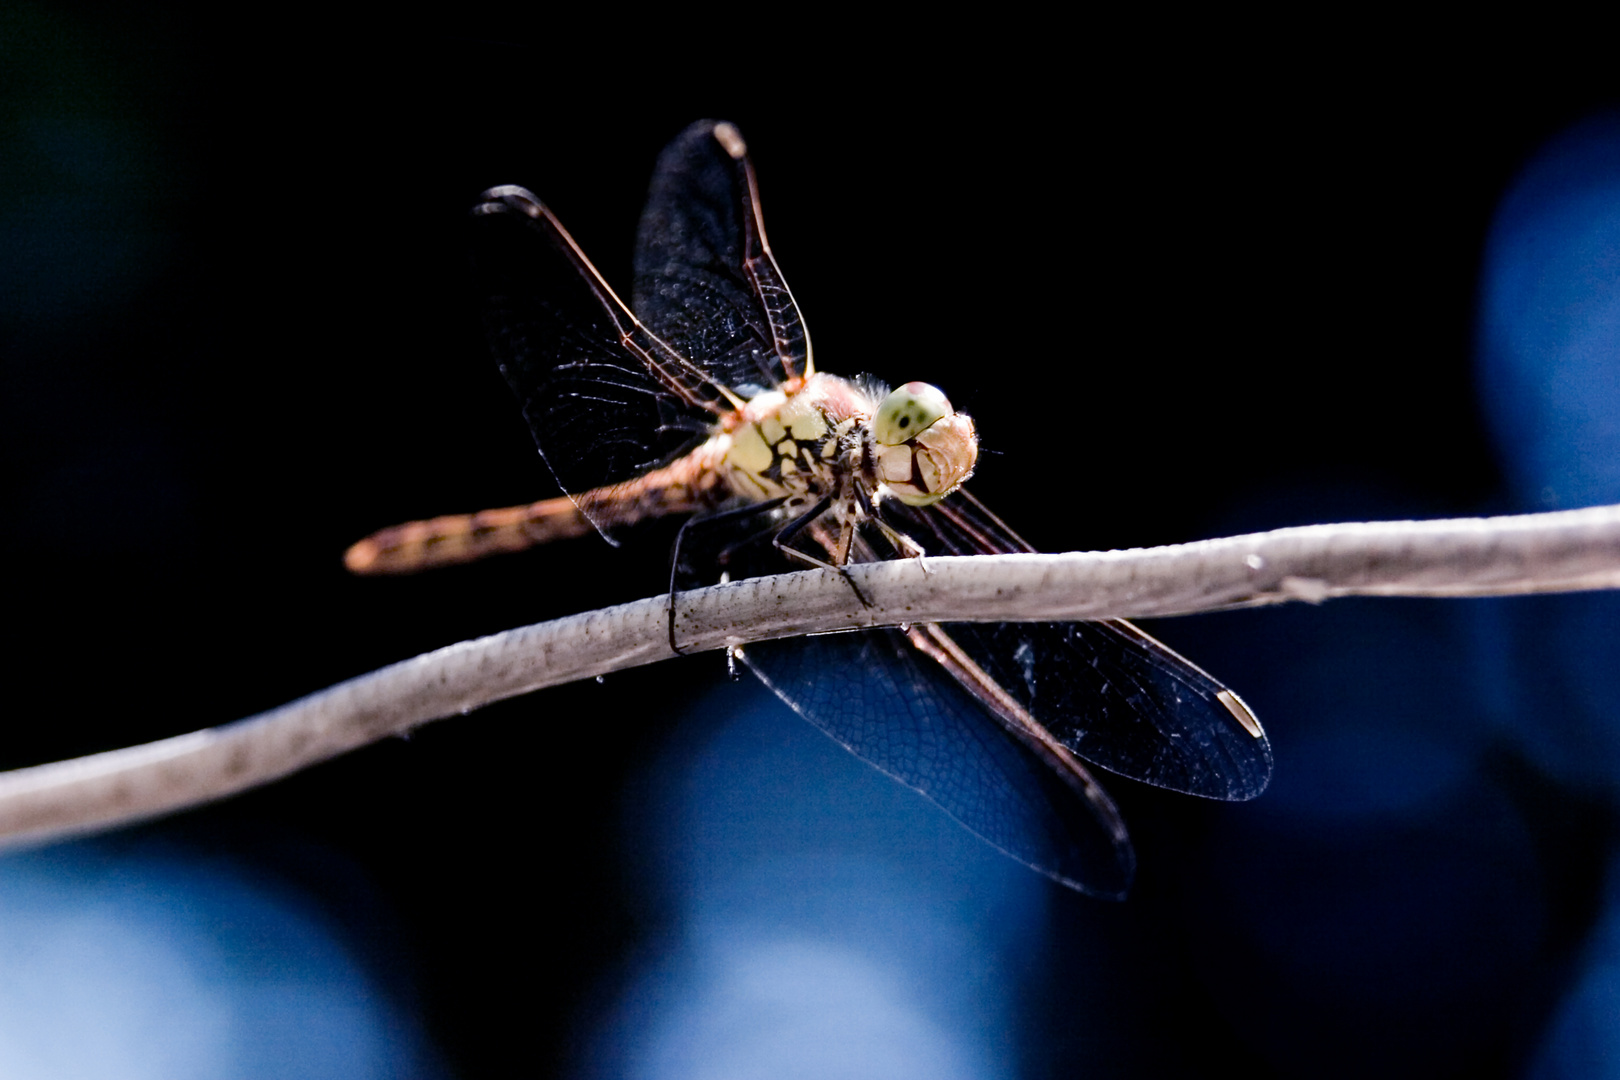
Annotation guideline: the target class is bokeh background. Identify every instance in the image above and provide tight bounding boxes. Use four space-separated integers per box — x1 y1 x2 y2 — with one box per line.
3 12 1619 1078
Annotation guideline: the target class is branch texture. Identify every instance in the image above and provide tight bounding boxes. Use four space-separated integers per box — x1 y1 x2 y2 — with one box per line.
5 504 1620 847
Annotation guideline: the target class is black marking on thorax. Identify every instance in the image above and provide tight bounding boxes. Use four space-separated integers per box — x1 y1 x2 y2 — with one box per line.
767 432 841 497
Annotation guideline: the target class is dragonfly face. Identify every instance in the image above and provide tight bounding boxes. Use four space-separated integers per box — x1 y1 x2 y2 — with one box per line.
347 120 1273 899
868 382 979 507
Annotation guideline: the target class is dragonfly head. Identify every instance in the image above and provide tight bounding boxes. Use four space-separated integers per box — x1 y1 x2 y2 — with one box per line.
871 382 979 506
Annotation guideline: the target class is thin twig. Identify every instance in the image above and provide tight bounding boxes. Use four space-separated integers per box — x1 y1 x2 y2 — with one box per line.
5 503 1620 848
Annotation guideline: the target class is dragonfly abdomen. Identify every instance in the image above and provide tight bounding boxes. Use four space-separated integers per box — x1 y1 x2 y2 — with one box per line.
343 497 596 574
346 439 732 575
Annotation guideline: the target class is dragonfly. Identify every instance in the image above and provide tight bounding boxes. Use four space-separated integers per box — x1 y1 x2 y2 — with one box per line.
345 120 1272 898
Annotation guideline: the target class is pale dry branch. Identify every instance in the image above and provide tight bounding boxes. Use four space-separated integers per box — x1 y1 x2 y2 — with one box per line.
5 503 1620 848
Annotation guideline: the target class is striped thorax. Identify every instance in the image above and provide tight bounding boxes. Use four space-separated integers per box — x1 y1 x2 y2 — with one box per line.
719 374 979 541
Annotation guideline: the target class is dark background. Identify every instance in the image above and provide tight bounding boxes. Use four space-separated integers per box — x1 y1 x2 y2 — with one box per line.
4 12 1619 1078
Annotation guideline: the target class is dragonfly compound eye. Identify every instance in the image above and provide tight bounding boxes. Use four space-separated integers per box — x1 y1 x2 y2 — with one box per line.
873 382 953 446
873 384 978 506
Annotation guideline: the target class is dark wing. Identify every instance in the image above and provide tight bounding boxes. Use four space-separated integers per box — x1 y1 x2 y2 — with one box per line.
472 187 732 539
741 627 1134 898
633 120 811 398
878 491 1274 801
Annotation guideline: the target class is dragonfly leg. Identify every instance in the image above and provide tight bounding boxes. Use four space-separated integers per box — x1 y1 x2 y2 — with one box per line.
857 485 929 569
667 496 789 654
773 495 872 608
770 493 837 570
871 512 928 564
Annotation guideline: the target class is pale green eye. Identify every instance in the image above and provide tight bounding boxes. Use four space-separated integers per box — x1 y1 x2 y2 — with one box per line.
873 382 953 446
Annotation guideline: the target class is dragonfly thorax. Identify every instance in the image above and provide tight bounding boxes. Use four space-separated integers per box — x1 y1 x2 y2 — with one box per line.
720 373 868 505
719 374 978 515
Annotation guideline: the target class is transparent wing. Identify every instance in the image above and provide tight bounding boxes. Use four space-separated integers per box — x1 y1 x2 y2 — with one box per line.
880 492 1274 800
472 186 728 538
938 618 1271 800
633 120 811 398
741 627 1135 898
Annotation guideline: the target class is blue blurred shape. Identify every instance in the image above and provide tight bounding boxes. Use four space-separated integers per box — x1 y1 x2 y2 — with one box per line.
1472 112 1620 1079
0 843 443 1080
623 937 986 1080
587 680 1053 1080
1529 850 1620 1080
1473 114 1620 794
1478 112 1620 512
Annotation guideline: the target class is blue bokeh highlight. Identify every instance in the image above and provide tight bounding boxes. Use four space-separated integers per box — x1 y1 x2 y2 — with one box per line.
1472 116 1620 796
583 681 1051 1080
1479 114 1620 514
1480 112 1620 1080
0 844 444 1080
